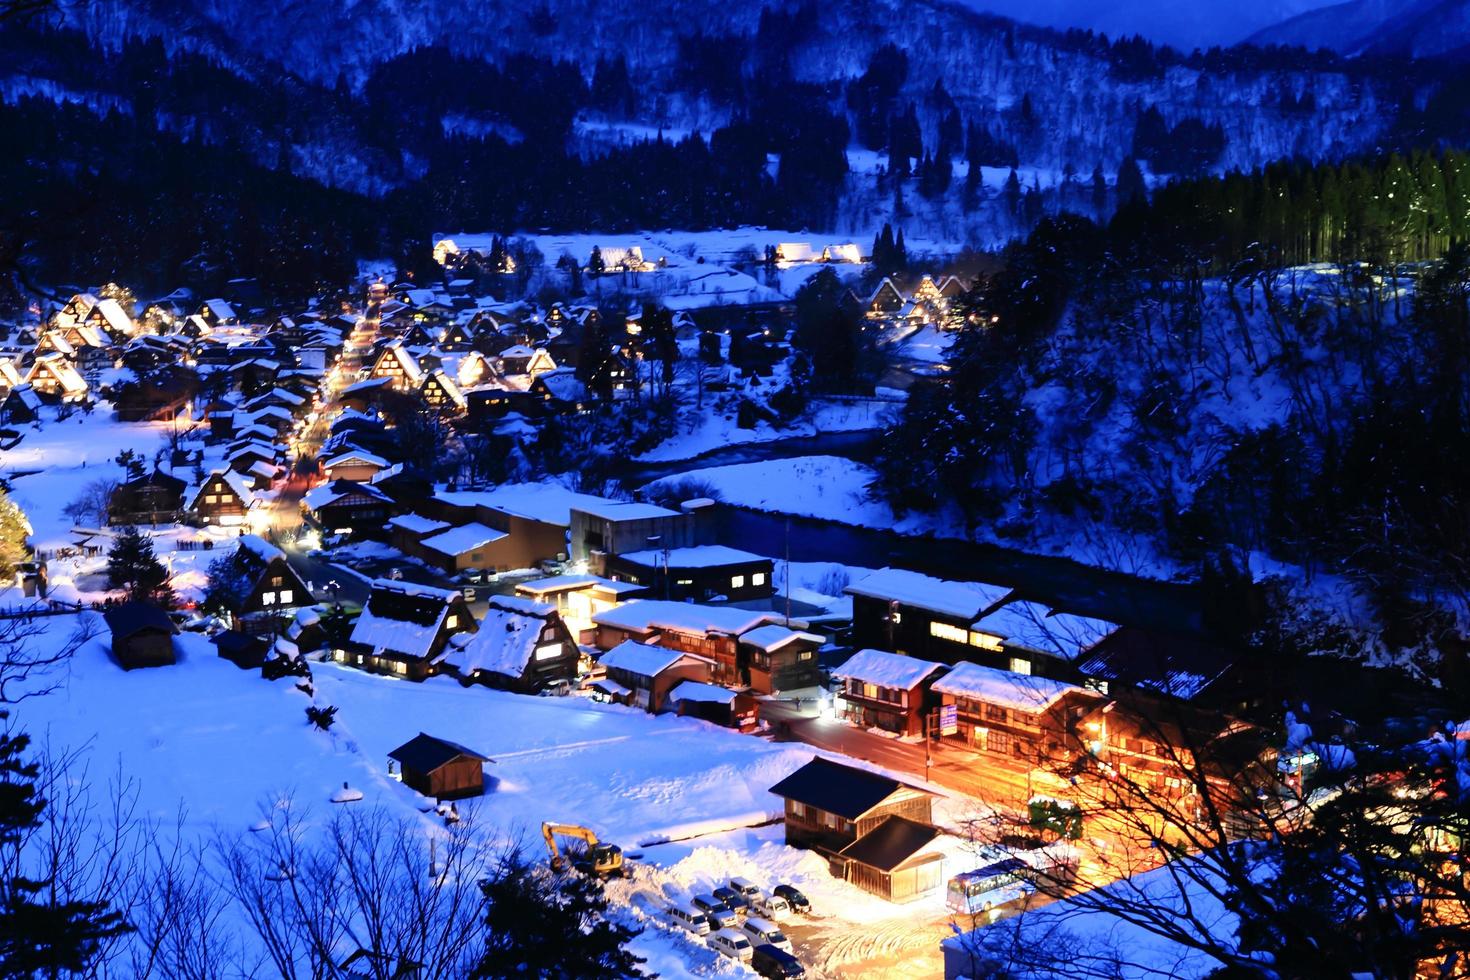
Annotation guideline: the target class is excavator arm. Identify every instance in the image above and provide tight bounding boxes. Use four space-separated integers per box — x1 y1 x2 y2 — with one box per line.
540 822 624 877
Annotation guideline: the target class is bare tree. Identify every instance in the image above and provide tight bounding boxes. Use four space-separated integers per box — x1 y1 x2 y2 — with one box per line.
62 477 120 529
218 802 501 978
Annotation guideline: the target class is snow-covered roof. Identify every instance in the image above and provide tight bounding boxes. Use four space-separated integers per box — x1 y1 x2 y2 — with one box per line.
322 448 389 470
969 601 1120 661
516 574 643 597
598 639 707 678
739 624 824 652
303 479 391 510
484 593 555 617
617 545 768 570
90 297 133 334
592 599 776 637
440 604 546 678
931 662 1088 712
832 649 946 690
203 298 236 322
433 482 626 528
350 580 460 659
387 513 450 535
236 533 284 565
185 469 257 511
667 680 739 705
533 367 587 402
845 568 1011 621
572 500 682 522
419 522 508 556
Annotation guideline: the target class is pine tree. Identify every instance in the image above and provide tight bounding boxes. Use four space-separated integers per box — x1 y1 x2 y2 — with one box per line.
475 856 646 978
0 716 130 974
587 246 605 279
1003 167 1022 216
105 526 174 607
1091 163 1108 218
1116 155 1147 206
201 551 251 619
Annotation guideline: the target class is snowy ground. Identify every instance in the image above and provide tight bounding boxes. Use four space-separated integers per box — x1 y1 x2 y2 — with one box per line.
636 398 897 464
11 613 979 976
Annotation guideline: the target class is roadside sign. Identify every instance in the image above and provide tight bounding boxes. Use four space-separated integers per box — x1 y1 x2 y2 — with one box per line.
939 704 958 736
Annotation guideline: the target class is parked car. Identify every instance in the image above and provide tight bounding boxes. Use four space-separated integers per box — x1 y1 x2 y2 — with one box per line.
751 943 804 978
667 901 711 936
752 893 792 921
708 928 754 962
712 885 750 914
728 877 763 903
772 884 811 915
692 893 738 929
740 916 792 954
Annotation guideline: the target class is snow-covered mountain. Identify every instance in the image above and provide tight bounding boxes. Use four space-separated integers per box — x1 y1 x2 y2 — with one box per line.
945 0 1342 50
1247 0 1470 58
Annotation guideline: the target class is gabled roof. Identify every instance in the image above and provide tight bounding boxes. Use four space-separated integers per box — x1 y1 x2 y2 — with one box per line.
838 815 940 872
89 297 133 334
768 756 929 820
418 522 507 556
322 448 390 470
440 599 555 678
845 568 1011 621
103 600 178 640
350 579 463 660
387 513 450 535
968 600 1119 662
598 639 708 679
388 732 490 773
184 469 257 511
667 680 740 705
592 599 776 638
236 533 285 566
739 624 824 652
304 479 391 511
832 648 946 691
931 661 1091 712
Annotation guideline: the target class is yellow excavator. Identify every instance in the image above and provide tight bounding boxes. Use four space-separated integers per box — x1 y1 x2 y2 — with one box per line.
541 823 625 878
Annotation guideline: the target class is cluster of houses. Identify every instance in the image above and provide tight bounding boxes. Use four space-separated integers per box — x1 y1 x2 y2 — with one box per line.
855 273 970 329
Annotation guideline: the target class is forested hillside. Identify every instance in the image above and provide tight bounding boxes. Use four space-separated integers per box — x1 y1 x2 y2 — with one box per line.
876 150 1470 688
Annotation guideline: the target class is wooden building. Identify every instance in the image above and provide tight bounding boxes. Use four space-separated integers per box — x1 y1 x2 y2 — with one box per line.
832 648 948 737
667 681 758 729
104 601 178 670
768 755 935 854
231 535 313 616
25 352 88 403
737 624 824 694
836 815 944 903
588 599 777 688
211 629 271 670
108 470 186 526
343 580 475 680
568 500 692 566
931 661 1099 764
438 594 579 693
604 545 774 604
594 640 713 713
302 479 394 539
845 568 1012 667
184 470 256 527
419 369 467 414
388 732 491 801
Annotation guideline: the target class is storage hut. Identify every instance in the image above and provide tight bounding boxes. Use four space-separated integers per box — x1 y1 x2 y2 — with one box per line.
387 732 492 800
104 601 179 669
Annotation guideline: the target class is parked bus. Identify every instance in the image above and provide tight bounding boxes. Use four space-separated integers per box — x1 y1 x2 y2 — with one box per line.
945 858 1034 916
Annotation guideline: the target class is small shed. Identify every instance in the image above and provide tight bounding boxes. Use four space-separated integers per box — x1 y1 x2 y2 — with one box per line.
667 681 758 730
835 815 945 903
388 732 492 801
211 629 271 670
103 601 179 669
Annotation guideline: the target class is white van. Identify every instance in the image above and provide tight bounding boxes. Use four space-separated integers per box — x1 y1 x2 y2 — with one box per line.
729 876 763 902
668 901 712 936
708 928 754 961
741 915 793 954
753 893 792 921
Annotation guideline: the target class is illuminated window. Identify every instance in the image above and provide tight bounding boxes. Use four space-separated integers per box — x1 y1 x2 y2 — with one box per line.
752 572 766 586
1009 657 1031 675
798 651 813 661
930 621 968 643
446 615 458 629
260 591 276 605
205 494 219 504
969 631 1004 651
392 661 407 675
534 643 562 662
677 578 693 586
279 590 293 604
731 575 746 589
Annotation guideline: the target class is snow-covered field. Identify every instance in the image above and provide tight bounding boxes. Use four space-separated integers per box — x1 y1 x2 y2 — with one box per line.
10 612 971 976
636 398 897 464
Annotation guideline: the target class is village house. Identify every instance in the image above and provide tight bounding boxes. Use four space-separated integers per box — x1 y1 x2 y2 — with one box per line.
865 279 906 319
303 479 394 538
25 352 88 403
55 292 98 327
184 469 256 527
768 757 943 903
369 341 425 390
419 368 467 414
586 599 779 688
230 534 313 618
438 594 579 693
104 601 179 670
931 661 1100 764
422 483 615 571
0 384 42 424
388 732 491 801
112 366 199 422
964 599 1120 679
320 448 390 483
845 568 1014 668
568 499 694 568
832 648 948 737
196 298 238 329
528 367 590 414
226 442 280 481
737 624 824 695
211 630 272 670
514 574 647 637
108 470 187 525
666 681 759 729
603 544 774 603
412 522 509 575
1075 629 1253 714
594 639 714 713
342 580 476 680
84 297 134 338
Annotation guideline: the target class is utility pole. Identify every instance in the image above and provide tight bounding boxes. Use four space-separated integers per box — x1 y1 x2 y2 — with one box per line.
784 517 791 626
924 708 933 783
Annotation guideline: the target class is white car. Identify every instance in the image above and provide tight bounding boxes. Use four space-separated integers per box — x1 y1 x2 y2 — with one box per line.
741 915 793 954
708 928 754 961
667 901 711 936
752 893 792 922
